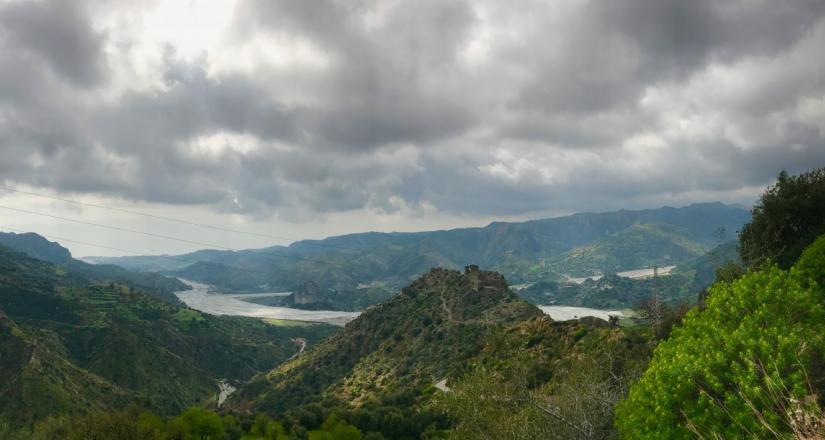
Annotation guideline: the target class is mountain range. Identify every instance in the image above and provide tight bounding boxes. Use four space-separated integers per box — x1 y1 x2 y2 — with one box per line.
88 202 750 310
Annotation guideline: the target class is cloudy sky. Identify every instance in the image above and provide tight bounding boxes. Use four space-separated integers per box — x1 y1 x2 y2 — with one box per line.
1 0 824 257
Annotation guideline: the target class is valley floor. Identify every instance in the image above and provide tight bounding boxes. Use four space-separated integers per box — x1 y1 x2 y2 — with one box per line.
177 279 627 324
174 280 359 326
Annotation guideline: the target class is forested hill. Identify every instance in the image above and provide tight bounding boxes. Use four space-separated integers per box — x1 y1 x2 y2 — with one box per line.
230 266 650 438
234 266 541 413
0 232 187 305
89 203 750 304
0 245 336 427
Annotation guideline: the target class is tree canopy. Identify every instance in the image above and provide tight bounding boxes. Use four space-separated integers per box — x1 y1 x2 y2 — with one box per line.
739 167 825 269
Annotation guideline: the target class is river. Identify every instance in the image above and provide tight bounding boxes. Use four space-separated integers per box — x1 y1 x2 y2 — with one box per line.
177 280 624 325
174 280 359 326
538 306 625 321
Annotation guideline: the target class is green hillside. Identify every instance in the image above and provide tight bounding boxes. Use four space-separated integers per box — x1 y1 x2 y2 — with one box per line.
0 246 336 428
547 223 708 277
92 203 750 310
0 232 187 305
516 240 741 309
230 267 651 438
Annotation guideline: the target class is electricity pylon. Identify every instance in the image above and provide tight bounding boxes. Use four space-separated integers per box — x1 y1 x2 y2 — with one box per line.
650 265 663 335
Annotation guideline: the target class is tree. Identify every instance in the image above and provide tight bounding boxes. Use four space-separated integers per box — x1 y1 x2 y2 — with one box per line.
249 413 288 440
435 351 642 440
178 407 224 440
308 414 362 440
615 235 825 439
740 168 825 269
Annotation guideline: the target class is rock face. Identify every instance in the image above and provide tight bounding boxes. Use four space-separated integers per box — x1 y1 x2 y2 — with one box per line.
291 280 326 305
464 264 509 292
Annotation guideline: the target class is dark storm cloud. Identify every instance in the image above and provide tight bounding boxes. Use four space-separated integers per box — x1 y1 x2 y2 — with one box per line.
233 0 478 150
596 0 825 68
0 0 106 87
0 0 824 220
505 0 825 119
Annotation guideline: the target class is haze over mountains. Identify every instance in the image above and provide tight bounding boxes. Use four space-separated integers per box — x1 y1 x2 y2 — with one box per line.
88 202 750 310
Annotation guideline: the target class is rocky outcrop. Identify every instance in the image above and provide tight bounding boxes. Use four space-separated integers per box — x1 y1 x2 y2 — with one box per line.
291 280 326 305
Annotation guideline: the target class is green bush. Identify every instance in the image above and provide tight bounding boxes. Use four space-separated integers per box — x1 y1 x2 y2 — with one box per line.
615 235 825 439
308 414 362 440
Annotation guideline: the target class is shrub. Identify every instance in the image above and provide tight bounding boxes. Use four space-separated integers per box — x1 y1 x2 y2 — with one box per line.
616 235 825 439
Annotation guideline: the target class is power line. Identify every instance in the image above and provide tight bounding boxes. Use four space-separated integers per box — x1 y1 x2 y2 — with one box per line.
0 225 310 280
0 185 291 242
0 204 355 271
0 204 237 251
0 185 356 252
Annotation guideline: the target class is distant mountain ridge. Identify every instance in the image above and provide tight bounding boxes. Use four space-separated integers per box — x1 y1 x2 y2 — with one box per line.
88 202 751 309
0 232 72 264
0 232 187 305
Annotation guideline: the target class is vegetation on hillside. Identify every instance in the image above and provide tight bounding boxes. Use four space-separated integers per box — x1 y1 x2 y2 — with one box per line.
0 246 336 428
0 408 369 440
0 232 188 305
515 240 739 309
547 223 708 277
94 203 750 310
227 267 651 439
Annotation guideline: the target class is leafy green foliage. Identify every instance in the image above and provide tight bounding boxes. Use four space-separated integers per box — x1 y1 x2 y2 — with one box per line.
615 235 825 439
308 414 363 440
740 168 825 269
177 407 225 439
2 408 369 440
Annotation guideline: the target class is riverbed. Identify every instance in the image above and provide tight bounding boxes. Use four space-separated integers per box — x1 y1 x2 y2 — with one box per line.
566 265 676 284
175 280 359 326
538 306 625 321
177 280 625 325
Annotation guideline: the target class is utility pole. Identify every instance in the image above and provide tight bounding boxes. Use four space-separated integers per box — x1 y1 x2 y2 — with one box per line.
650 265 663 335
